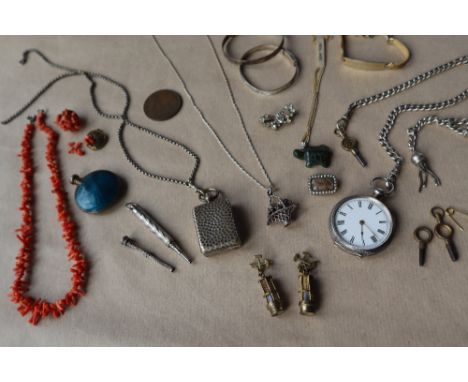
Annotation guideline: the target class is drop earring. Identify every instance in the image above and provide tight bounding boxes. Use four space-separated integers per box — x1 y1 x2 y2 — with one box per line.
250 254 285 317
294 252 319 316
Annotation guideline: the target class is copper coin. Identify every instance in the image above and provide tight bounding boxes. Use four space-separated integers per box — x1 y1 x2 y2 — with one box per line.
143 89 183 121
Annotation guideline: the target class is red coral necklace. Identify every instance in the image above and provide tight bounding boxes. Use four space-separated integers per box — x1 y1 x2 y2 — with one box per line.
11 111 87 325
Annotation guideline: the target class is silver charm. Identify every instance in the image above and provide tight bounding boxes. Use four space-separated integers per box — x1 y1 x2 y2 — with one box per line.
308 173 338 195
267 191 297 227
410 152 441 193
260 104 296 130
193 190 241 257
408 115 468 192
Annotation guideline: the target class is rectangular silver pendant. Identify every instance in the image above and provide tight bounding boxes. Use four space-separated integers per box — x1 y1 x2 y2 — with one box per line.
193 194 241 257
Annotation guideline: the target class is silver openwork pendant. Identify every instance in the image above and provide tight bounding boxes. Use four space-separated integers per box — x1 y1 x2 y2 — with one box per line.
267 191 297 227
193 189 241 257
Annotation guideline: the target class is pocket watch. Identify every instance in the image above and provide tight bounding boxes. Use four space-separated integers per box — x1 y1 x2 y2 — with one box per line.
329 178 395 257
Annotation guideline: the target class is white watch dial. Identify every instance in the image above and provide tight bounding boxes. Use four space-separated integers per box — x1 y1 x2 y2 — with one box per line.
332 196 393 252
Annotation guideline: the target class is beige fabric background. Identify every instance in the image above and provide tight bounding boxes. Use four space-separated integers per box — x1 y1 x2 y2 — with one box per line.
0 36 467 346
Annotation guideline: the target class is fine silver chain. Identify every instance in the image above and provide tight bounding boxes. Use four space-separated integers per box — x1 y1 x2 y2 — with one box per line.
151 35 274 193
335 54 468 191
1 49 210 198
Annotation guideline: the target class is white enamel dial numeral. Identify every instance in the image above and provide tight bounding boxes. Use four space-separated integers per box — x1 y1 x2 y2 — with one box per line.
332 196 393 252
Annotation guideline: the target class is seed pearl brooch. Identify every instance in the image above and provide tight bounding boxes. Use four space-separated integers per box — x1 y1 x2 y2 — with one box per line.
308 174 338 195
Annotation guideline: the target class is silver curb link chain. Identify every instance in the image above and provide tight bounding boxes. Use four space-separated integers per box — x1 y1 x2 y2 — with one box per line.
408 115 468 150
335 54 468 191
1 49 208 197
336 55 468 136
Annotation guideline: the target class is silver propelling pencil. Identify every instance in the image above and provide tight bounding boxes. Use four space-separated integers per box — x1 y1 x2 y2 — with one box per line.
121 236 175 272
126 202 192 264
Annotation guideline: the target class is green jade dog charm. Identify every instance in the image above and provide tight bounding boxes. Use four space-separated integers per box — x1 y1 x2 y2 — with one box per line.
293 144 332 168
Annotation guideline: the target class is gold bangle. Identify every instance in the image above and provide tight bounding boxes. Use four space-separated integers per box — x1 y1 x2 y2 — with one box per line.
239 45 300 96
222 35 285 65
341 35 411 71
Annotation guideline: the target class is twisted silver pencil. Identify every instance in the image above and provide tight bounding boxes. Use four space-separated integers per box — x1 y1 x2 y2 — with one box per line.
126 202 192 264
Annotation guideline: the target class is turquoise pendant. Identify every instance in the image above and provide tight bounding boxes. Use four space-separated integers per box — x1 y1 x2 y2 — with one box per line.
71 170 124 213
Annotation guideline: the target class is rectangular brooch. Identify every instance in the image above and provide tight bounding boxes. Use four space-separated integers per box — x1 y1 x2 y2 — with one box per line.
308 174 338 195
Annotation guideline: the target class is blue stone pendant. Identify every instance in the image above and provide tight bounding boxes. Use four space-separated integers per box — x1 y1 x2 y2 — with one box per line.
71 170 124 213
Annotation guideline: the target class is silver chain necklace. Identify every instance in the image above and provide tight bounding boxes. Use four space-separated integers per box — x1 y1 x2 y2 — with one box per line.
335 54 468 193
152 36 273 192
152 36 297 226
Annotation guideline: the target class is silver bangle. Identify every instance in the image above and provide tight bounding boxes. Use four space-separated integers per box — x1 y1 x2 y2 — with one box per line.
239 45 300 96
222 35 285 65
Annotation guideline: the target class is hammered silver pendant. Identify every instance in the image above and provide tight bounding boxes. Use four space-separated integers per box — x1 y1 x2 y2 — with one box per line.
193 193 241 257
267 192 297 227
